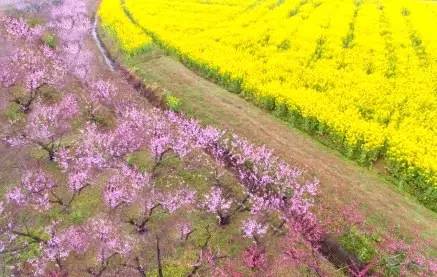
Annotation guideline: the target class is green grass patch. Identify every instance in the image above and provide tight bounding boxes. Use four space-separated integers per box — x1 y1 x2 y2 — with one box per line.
3 102 25 123
47 185 103 227
66 186 103 225
29 146 50 160
339 228 379 263
90 106 117 130
26 16 44 27
3 235 42 264
39 85 62 104
41 33 57 49
147 263 191 277
126 150 155 173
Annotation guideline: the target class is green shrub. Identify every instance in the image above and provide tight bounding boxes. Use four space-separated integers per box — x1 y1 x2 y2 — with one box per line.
126 150 154 172
147 264 190 276
4 102 24 122
277 39 290 50
39 85 61 104
27 17 44 27
382 252 407 276
165 94 182 112
91 106 117 130
288 8 299 17
10 85 28 106
42 33 57 48
339 228 378 263
401 7 410 16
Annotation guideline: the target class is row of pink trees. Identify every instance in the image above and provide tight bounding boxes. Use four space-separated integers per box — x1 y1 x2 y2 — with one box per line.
0 5 323 273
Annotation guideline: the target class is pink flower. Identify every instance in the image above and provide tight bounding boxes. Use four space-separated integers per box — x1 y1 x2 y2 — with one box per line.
6 169 55 211
3 17 43 40
67 169 90 192
6 187 25 205
88 217 133 261
0 67 18 87
91 80 116 105
249 195 282 215
203 187 232 214
178 222 192 240
3 136 27 147
25 69 46 92
160 188 196 213
103 164 149 209
203 187 232 224
105 108 149 157
242 244 267 270
429 261 437 273
25 94 79 144
342 204 365 226
241 218 268 240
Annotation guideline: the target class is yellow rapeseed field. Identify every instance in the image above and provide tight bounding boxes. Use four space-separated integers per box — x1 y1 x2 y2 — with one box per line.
99 0 437 208
98 0 151 54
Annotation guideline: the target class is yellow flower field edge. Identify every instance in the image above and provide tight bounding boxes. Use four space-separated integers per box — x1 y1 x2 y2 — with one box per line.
98 0 437 212
97 0 152 55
